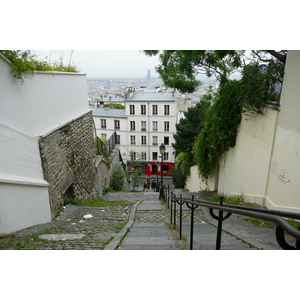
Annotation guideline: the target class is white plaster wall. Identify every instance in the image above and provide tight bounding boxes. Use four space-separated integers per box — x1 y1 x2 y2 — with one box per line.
0 55 89 137
0 183 51 234
0 122 51 234
0 123 46 181
217 108 278 204
265 51 300 213
185 165 216 192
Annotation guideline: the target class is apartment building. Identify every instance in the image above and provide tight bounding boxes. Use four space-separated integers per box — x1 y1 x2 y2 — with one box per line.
125 88 176 176
92 107 127 157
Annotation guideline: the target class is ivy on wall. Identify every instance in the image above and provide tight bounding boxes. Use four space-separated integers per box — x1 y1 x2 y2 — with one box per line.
194 80 242 180
193 62 284 181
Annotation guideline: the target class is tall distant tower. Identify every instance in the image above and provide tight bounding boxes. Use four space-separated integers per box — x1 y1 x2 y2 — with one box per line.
147 70 151 80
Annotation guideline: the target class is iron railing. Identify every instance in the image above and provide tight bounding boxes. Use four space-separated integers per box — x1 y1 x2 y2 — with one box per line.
162 186 300 250
106 131 118 155
259 62 284 104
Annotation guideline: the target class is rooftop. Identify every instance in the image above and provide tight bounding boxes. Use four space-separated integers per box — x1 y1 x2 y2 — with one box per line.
126 91 175 102
92 108 126 118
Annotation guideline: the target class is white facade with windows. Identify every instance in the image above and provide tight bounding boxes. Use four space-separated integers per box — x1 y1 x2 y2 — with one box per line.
92 88 191 175
125 89 177 174
92 108 127 156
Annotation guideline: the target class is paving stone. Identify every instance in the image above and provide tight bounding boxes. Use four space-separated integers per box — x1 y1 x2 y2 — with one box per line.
0 190 294 250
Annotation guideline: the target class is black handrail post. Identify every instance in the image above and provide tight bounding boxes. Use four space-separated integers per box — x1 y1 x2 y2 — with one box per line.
167 184 170 208
190 195 195 250
173 194 177 227
170 193 173 224
179 194 183 240
216 195 224 250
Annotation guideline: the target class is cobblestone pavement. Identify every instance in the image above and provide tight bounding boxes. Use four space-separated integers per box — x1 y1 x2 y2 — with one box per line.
1 190 297 250
0 194 138 250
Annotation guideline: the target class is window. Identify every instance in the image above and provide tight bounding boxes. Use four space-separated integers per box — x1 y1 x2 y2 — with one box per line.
130 105 135 115
141 136 147 145
152 152 158 161
114 120 120 130
101 119 106 129
130 151 136 160
152 121 158 131
117 135 120 144
164 105 170 115
141 104 146 115
141 152 146 160
130 135 136 145
152 105 158 115
163 152 169 161
130 121 135 131
164 121 169 132
152 136 158 145
141 121 146 131
164 136 169 145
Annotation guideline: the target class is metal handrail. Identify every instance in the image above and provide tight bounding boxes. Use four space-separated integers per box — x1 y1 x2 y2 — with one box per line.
168 191 300 250
183 197 300 240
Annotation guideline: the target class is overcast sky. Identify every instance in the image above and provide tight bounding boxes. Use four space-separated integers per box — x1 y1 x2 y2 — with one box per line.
32 50 161 78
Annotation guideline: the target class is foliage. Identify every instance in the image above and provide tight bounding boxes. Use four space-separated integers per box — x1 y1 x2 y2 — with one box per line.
94 136 106 155
105 103 125 109
240 61 285 114
194 80 242 180
62 123 71 132
144 50 245 93
0 50 78 83
94 136 111 167
145 51 286 180
205 192 245 205
172 152 192 188
144 50 287 94
110 165 126 191
173 98 211 163
126 152 145 191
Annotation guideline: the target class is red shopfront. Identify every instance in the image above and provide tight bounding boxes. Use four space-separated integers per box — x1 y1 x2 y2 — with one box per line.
145 162 174 176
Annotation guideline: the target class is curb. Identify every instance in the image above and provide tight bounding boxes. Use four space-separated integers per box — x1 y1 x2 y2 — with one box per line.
104 200 141 250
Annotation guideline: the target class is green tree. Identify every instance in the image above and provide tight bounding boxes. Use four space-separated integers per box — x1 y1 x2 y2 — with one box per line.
105 103 125 109
172 152 192 188
145 50 286 180
173 98 211 163
144 50 245 92
144 50 286 93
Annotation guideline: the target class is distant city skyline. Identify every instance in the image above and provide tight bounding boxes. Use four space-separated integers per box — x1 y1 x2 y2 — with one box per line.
33 50 161 79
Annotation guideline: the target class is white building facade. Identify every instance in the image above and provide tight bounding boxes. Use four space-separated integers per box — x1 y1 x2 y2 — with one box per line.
125 89 177 176
92 107 127 157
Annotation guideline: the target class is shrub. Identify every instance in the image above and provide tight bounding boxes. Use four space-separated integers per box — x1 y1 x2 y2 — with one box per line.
110 165 125 191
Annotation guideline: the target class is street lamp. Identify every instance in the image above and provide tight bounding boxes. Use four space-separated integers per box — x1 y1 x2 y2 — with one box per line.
159 143 165 199
156 161 159 191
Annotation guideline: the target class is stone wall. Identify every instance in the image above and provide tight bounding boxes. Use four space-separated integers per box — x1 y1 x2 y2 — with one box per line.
96 145 123 197
39 111 98 218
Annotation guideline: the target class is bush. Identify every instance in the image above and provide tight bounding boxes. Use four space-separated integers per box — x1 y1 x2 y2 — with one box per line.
110 165 125 191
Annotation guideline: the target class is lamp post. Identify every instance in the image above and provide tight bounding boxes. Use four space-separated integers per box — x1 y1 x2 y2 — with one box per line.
156 161 159 191
159 143 165 199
